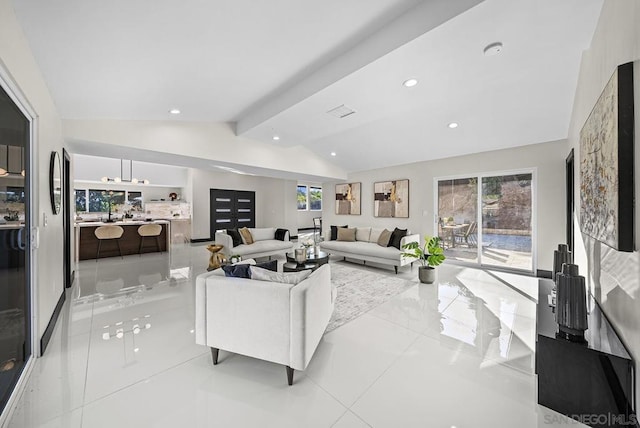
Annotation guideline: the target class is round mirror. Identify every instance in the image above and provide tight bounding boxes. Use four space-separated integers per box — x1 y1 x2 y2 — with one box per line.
49 151 61 215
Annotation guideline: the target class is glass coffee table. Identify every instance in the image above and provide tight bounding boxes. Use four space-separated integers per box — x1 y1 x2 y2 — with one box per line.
284 249 329 272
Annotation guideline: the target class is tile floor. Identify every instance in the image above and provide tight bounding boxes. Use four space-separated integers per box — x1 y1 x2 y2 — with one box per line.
6 242 587 427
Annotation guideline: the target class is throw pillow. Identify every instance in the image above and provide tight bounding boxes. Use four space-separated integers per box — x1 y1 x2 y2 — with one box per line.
369 227 384 243
250 266 311 285
222 264 251 278
337 227 356 242
388 227 408 250
275 228 288 241
239 227 254 245
250 227 275 241
355 227 371 242
253 259 278 272
377 229 392 247
330 225 348 240
226 229 243 247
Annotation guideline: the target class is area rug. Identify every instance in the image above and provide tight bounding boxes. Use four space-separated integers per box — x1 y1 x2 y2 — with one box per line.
326 263 416 333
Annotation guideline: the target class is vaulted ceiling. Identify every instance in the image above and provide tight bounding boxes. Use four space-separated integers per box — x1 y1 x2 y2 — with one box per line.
12 0 603 175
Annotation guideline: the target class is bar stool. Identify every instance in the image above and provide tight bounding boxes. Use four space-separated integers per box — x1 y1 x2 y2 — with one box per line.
138 224 163 255
94 225 124 261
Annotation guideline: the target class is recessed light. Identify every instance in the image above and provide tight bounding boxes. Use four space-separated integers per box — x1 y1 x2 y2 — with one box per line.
272 135 280 141
483 42 503 56
330 152 336 157
448 122 459 129
403 78 418 87
169 108 181 115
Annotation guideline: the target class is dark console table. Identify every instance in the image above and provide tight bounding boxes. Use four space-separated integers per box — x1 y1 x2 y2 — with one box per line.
536 279 637 427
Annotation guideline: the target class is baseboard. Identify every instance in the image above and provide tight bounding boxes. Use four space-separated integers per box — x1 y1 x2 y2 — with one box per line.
536 269 552 279
298 227 315 232
191 238 213 243
40 291 65 356
70 270 75 287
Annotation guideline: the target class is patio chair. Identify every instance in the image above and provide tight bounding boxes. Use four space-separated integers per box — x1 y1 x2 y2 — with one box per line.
454 221 477 247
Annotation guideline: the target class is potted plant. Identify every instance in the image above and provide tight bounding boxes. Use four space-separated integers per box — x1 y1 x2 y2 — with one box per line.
401 236 446 284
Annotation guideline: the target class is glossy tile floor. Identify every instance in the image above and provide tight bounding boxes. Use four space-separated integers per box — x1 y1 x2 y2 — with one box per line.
7 243 586 427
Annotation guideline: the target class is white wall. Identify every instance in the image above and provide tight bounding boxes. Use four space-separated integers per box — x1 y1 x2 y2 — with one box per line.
567 0 640 407
322 140 566 271
189 168 297 240
0 0 65 357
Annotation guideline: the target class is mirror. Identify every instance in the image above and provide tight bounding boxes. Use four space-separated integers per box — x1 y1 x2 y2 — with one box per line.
49 151 61 214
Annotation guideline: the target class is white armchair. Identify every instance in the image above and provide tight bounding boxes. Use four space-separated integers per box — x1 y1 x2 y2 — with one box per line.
195 263 335 385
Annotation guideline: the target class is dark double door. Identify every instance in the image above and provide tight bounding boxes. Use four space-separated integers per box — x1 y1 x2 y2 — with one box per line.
209 189 255 238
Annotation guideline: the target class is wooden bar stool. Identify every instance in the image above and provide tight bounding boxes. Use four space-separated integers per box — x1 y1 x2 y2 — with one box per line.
94 225 124 261
138 224 163 255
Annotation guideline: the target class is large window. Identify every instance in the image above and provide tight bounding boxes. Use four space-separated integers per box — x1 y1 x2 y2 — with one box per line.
75 189 141 213
309 186 322 210
297 185 322 211
436 170 534 272
297 185 308 210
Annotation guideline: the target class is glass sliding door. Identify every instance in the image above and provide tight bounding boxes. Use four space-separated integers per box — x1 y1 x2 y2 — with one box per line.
481 173 533 271
436 171 534 273
437 177 478 264
0 84 31 413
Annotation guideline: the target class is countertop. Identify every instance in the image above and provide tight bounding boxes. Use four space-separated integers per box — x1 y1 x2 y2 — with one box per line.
75 220 170 227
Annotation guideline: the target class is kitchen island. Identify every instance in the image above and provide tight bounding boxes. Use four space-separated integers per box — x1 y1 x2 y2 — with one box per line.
75 220 169 260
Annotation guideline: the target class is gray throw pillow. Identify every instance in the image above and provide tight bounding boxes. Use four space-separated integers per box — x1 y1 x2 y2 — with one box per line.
337 227 356 242
250 267 311 285
377 229 392 247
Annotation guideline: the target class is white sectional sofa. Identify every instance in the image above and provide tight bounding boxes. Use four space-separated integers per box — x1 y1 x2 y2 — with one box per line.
195 261 335 385
214 227 293 259
319 227 419 273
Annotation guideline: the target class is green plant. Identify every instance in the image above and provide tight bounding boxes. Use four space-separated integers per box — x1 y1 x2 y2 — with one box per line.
401 236 446 268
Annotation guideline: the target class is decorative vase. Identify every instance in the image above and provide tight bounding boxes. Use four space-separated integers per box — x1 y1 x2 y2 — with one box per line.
555 263 587 342
294 248 307 265
552 244 572 282
418 266 435 284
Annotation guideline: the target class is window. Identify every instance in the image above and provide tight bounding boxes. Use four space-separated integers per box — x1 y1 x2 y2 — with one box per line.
75 189 87 212
436 170 534 272
309 186 322 210
297 185 308 210
128 191 142 210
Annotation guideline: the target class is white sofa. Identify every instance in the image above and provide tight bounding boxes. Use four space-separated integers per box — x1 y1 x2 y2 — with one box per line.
214 227 294 259
319 227 419 273
195 262 335 385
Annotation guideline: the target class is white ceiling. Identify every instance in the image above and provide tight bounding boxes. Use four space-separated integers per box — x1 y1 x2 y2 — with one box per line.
12 0 603 175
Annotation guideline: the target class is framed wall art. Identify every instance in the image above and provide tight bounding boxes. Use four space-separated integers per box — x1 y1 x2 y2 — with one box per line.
374 179 409 218
335 182 361 215
579 61 634 252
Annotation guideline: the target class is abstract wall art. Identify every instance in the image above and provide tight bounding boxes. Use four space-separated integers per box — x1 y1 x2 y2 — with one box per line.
335 182 361 215
579 62 634 252
374 179 409 218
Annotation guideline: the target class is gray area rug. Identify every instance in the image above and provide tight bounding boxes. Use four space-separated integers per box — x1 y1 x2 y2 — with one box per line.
326 263 416 333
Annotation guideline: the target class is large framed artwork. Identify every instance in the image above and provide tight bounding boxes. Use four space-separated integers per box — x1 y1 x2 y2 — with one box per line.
579 61 634 252
335 182 361 215
374 179 409 218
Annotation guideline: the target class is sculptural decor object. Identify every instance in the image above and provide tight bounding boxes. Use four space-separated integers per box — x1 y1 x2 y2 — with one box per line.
555 263 587 342
552 244 572 282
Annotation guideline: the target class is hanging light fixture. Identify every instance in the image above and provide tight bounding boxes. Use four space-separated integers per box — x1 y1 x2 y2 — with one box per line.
101 159 149 185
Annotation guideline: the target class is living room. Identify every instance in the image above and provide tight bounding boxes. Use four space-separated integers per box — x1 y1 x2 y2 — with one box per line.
1 0 639 427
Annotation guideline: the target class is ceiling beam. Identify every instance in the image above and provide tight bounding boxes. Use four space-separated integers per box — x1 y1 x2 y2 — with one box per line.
236 0 484 135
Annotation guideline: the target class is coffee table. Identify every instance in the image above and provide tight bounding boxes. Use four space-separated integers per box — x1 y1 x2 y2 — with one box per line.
284 249 329 272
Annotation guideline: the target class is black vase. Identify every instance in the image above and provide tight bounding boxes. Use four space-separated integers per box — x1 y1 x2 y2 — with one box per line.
555 263 587 342
552 244 572 282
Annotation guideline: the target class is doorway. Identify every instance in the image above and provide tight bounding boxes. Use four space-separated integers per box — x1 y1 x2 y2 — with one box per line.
0 83 32 415
435 170 536 273
209 189 256 238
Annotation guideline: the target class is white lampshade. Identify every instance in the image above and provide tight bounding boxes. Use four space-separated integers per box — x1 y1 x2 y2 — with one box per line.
114 177 121 183
142 179 150 185
131 178 138 184
101 176 108 183
0 168 7 177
